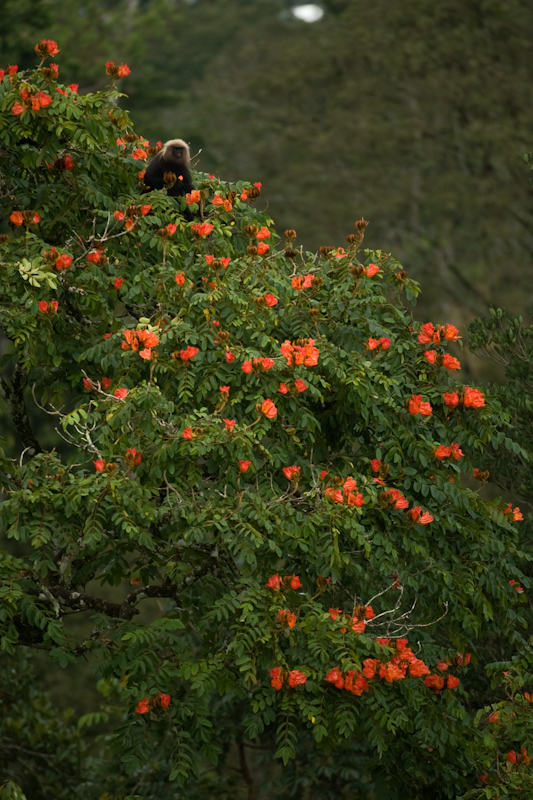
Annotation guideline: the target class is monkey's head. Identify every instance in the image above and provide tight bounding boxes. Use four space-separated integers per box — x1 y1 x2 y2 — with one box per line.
163 138 190 167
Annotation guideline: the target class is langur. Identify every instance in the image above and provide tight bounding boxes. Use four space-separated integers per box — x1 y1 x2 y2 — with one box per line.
143 138 194 219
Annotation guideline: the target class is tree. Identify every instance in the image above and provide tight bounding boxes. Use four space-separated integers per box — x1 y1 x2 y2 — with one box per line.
0 42 532 800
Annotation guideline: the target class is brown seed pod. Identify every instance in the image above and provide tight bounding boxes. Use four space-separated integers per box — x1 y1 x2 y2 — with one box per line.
243 225 259 236
354 217 369 230
285 248 298 259
284 229 297 239
319 246 335 256
247 186 261 199
246 245 259 256
0 234 9 244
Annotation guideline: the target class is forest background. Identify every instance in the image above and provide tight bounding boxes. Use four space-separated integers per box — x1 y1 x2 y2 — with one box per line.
1 0 533 798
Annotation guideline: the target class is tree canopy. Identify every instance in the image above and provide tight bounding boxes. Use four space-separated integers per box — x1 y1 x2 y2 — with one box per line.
0 40 532 800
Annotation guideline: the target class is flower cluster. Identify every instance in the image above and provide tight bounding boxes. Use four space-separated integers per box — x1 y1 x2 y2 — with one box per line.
324 475 364 507
368 337 391 351
507 747 531 766
291 274 322 291
407 506 434 525
275 609 297 629
173 345 199 362
124 448 142 467
191 222 214 237
11 210 40 227
503 504 523 521
35 40 60 59
266 574 301 591
417 322 461 344
254 293 278 308
424 673 460 692
443 387 485 410
212 192 233 211
269 667 307 690
280 339 319 367
121 329 160 360
135 691 171 714
329 604 375 634
282 465 300 482
424 351 461 370
325 639 434 697
12 86 52 115
408 394 433 416
242 357 275 374
379 488 409 510
42 247 73 271
113 204 151 230
83 376 111 391
93 459 116 473
279 379 307 394
433 443 464 460
38 300 58 316
105 61 131 79
258 398 277 418
47 153 74 171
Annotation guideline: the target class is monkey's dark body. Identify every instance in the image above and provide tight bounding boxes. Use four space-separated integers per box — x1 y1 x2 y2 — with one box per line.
143 139 194 220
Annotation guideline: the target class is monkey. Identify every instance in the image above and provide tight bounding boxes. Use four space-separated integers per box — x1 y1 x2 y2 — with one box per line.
143 138 195 220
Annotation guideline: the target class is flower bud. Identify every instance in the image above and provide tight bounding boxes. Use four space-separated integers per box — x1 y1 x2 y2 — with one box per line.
319 246 335 256
308 308 320 317
284 229 297 239
247 186 261 199
163 170 177 188
354 217 369 230
147 144 162 156
350 265 365 277
285 248 298 259
346 233 360 244
246 245 258 256
0 234 8 244
243 225 259 236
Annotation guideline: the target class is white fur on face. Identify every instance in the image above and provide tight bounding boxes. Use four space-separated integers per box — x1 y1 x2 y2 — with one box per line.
163 139 190 163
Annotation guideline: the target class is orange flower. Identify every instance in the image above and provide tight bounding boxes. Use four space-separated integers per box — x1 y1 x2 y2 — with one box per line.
276 609 297 629
288 670 307 688
283 465 300 481
175 271 186 286
364 263 380 277
179 345 199 361
10 211 23 225
125 447 142 467
260 398 277 419
181 427 194 440
446 675 460 689
113 277 123 289
256 242 269 255
443 391 459 409
294 379 307 392
114 388 129 400
269 667 283 690
266 574 281 589
136 698 150 714
12 103 26 116
256 226 271 240
225 351 235 363
191 222 214 237
186 190 202 205
408 506 433 524
442 354 461 370
35 39 60 58
424 350 437 364
463 386 485 408
224 419 236 432
239 460 252 473
408 394 432 416
263 293 278 307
